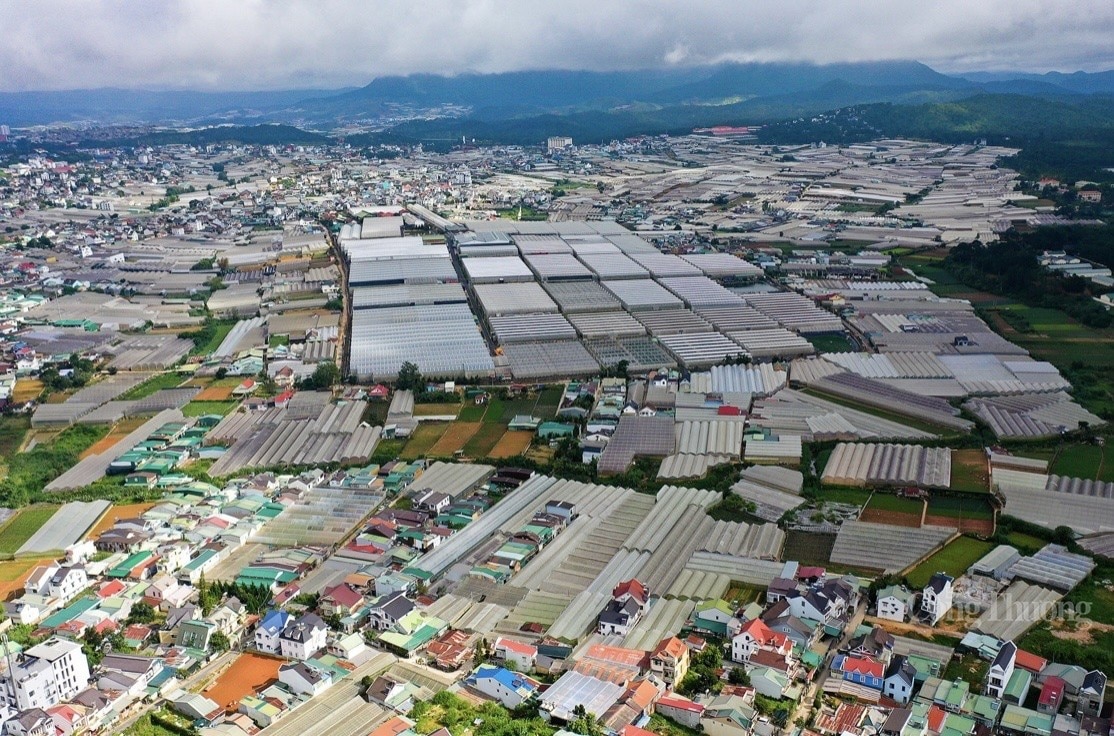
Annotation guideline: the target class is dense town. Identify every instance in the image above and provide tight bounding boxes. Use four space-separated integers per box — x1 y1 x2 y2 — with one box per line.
0 129 1111 736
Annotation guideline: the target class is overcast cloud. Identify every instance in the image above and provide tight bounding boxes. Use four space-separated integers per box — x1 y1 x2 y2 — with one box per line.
2 0 1112 91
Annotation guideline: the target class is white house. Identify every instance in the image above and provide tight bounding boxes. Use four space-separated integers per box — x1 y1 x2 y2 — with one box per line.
368 593 415 632
920 573 954 625
0 638 90 712
986 640 1017 700
279 613 328 660
278 662 332 697
254 610 291 654
466 666 539 709
493 637 537 672
883 656 917 705
875 585 916 623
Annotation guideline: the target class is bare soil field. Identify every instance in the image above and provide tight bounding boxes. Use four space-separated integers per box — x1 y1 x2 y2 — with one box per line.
859 509 922 528
203 652 284 711
194 385 235 401
84 502 158 540
488 431 532 458
79 416 151 459
427 422 481 455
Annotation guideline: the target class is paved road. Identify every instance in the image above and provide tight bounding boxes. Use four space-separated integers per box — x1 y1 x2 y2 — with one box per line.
794 599 867 725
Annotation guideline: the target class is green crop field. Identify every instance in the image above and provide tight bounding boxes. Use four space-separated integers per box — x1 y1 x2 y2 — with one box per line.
181 400 240 417
1052 444 1111 481
462 423 509 458
927 495 994 520
117 372 187 400
400 424 449 460
906 537 994 588
0 506 59 556
865 494 924 514
807 333 856 353
820 488 873 506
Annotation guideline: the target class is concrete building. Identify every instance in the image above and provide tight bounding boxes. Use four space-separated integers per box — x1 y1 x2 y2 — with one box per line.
1 639 90 712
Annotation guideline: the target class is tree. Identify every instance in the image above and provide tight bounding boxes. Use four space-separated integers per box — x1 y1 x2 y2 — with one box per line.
197 572 219 616
728 666 751 686
210 632 230 652
127 602 156 625
298 361 340 390
396 361 423 392
568 705 604 736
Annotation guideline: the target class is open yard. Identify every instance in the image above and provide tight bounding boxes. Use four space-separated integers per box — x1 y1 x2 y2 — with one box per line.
427 422 482 456
951 449 990 493
0 506 59 556
399 423 450 460
905 536 993 589
488 430 533 459
84 502 158 540
203 652 284 712
819 487 873 506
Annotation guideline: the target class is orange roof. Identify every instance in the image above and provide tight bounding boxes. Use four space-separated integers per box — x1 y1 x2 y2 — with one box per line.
1014 649 1048 673
739 617 777 643
623 679 661 712
653 636 687 661
369 716 415 736
584 643 649 668
613 579 648 603
623 726 657 736
927 706 947 732
496 637 537 656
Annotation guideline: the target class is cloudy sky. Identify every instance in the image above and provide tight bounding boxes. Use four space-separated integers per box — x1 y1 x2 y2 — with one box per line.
3 0 1112 91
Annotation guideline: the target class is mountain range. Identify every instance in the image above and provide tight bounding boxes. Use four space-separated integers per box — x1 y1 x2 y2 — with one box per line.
2 60 1113 130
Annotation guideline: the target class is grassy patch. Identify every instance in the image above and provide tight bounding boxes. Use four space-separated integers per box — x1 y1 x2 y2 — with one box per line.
2 424 109 502
534 385 564 417
0 416 30 461
400 424 450 460
181 400 240 417
943 652 990 688
0 506 59 555
370 438 406 463
1051 444 1104 480
866 493 924 514
1064 563 1114 626
268 334 289 347
1005 531 1048 553
187 319 236 356
950 449 990 493
462 423 508 458
820 487 873 506
363 401 390 425
807 332 856 353
649 714 704 736
906 536 993 588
